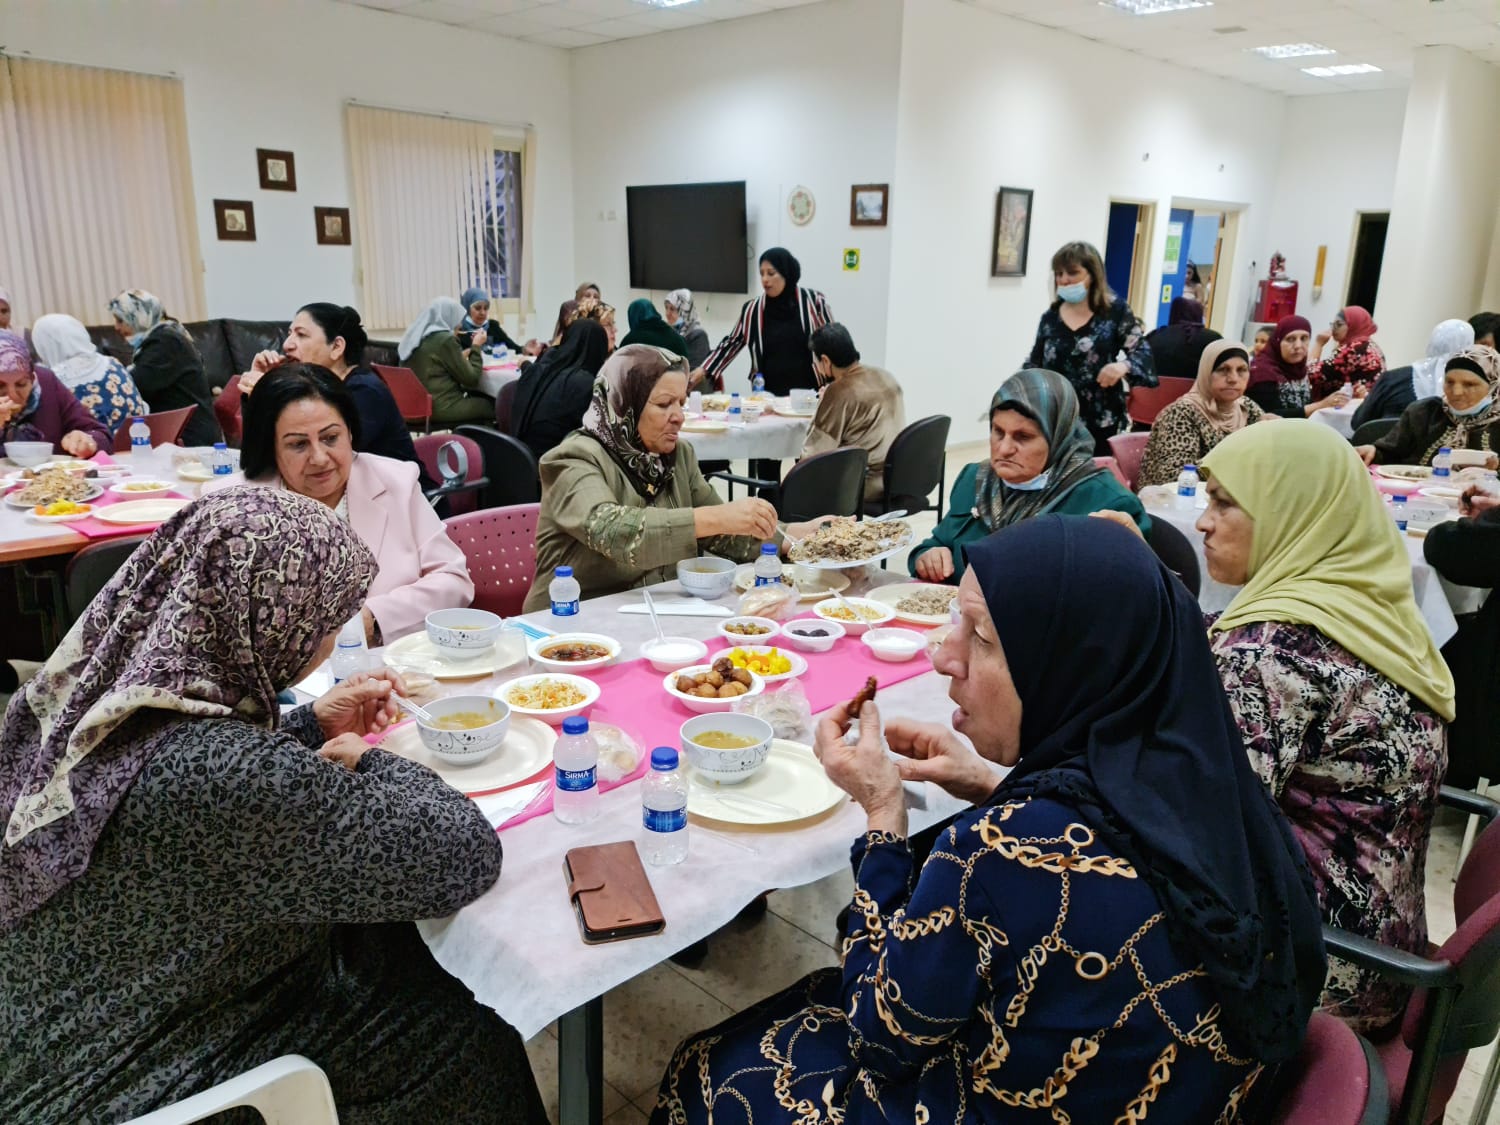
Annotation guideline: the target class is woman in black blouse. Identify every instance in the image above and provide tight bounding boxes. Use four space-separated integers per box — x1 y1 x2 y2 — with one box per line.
1024 241 1155 453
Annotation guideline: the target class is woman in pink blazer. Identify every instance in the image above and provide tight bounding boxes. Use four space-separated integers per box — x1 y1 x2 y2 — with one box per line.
210 364 473 643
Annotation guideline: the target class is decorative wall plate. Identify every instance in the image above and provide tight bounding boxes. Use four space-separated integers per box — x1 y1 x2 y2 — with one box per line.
787 186 816 226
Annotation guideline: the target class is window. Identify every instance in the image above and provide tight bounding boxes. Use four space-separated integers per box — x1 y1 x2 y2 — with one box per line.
482 144 524 303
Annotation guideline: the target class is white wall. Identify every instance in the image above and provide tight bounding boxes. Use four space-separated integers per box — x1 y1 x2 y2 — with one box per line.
1261 88 1408 338
0 0 576 335
568 0 903 381
886 0 1288 443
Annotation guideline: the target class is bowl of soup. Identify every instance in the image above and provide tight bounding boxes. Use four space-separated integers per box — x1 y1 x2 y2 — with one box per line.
676 555 738 599
528 632 621 672
415 694 511 765
425 608 504 654
680 712 774 785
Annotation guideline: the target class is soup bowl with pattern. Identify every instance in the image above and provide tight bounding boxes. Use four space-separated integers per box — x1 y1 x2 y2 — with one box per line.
679 713 774 785
416 694 511 765
425 608 504 655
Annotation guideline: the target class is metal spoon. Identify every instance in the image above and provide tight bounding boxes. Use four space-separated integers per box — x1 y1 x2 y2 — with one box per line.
870 510 908 522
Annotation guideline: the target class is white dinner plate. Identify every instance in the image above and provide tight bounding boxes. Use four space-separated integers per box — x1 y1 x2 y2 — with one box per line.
109 480 175 497
378 716 555 796
6 480 105 508
682 418 729 434
89 498 190 524
866 582 958 626
770 398 817 417
28 505 95 523
732 564 850 602
713 644 808 683
786 519 915 571
1374 465 1434 481
687 740 846 827
1418 485 1465 504
385 631 526 679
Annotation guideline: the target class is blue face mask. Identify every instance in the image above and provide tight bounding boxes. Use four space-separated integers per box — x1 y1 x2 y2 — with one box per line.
1453 395 1493 417
1005 468 1052 491
1056 283 1088 305
127 330 147 348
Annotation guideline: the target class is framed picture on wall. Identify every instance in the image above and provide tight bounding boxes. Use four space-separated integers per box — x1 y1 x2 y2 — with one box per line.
991 186 1033 278
315 206 351 246
850 184 889 227
257 148 297 192
214 199 256 242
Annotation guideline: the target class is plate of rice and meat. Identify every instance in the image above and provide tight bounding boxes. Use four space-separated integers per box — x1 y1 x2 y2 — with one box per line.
5 468 103 508
786 518 914 570
867 583 959 626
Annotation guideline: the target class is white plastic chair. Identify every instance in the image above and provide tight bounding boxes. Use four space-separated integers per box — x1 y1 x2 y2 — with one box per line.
122 1055 338 1124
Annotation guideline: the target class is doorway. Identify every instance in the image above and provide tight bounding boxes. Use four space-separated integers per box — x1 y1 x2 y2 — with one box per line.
1103 200 1156 317
1346 211 1389 312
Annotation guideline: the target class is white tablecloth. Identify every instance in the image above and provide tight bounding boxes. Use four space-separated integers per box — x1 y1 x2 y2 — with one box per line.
1310 401 1359 440
479 363 522 400
1143 498 1487 647
681 414 811 462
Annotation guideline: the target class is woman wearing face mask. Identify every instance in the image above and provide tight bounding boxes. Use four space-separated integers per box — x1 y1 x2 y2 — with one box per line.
1351 318 1475 430
1245 315 1348 418
1309 305 1384 400
1137 339 1264 489
398 297 494 427
1024 241 1155 453
907 369 1149 585
108 289 222 447
455 286 525 355
1356 345 1500 469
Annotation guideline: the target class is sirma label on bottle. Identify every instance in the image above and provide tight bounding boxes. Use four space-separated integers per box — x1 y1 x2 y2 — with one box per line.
551 600 580 616
556 766 596 792
644 807 687 833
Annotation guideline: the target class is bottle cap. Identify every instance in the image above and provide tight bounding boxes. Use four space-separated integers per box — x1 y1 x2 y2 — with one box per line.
562 716 589 735
760 543 778 554
133 417 145 424
1439 447 1452 454
651 746 678 770
213 442 227 450
555 566 574 578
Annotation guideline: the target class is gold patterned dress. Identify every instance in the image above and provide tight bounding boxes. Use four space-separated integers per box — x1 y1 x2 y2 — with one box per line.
651 797 1262 1124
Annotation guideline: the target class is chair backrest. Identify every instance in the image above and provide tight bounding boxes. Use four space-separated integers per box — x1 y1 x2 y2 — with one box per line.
881 415 951 513
1270 1012 1386 1125
1106 431 1151 490
121 1054 338 1125
213 375 244 448
778 447 868 524
413 433 485 515
1127 377 1195 427
111 406 198 453
63 535 150 623
443 504 540 619
371 364 433 430
454 424 541 508
1092 456 1129 488
1145 517 1201 597
495 379 519 434
1352 417 1399 447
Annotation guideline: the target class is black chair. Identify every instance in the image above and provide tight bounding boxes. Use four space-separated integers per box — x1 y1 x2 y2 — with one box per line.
63 536 149 625
864 415 952 521
454 424 540 509
1351 417 1399 446
1145 517 1200 597
495 381 518 434
774 448 868 524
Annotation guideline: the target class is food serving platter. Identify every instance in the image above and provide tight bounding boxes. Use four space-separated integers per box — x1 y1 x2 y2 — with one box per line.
385 632 526 679
716 644 808 684
29 505 95 523
0 455 82 473
787 517 914 571
378 716 554 796
682 418 729 434
769 398 817 417
5 480 104 508
687 740 846 827
732 563 849 602
866 582 959 626
1374 465 1434 481
90 498 190 524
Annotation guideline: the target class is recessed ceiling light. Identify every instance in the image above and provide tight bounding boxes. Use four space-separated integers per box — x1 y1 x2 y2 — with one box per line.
1301 62 1382 77
1250 42 1336 59
632 0 700 7
1100 0 1212 14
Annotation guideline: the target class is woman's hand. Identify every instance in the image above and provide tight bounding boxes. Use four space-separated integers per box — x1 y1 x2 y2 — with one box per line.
1097 361 1129 388
60 431 98 458
0 399 18 428
780 515 847 553
1305 393 1350 417
883 717 1002 805
914 546 955 583
523 339 543 357
1355 444 1377 466
471 328 488 351
1462 487 1500 516
687 368 707 389
313 669 407 739
1353 382 1370 399
1088 509 1144 539
814 701 906 836
696 497 777 540
249 350 285 376
1315 331 1332 351
319 732 374 771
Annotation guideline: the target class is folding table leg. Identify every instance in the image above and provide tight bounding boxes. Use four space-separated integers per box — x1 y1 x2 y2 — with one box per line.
558 996 604 1125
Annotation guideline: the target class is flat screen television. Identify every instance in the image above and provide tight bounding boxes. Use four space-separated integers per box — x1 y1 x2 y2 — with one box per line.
626 181 748 294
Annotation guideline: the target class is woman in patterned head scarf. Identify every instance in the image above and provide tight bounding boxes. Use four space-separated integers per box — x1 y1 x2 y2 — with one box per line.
0 329 111 456
663 287 710 370
1358 344 1500 470
0 488 546 1123
907 368 1151 584
107 288 221 446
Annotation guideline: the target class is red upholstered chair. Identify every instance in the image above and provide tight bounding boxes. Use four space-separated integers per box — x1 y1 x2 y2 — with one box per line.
1106 431 1151 490
1271 1012 1388 1124
442 504 539 618
372 364 433 433
1092 456 1129 488
213 375 244 447
111 406 199 453
1126 376 1194 427
413 434 486 515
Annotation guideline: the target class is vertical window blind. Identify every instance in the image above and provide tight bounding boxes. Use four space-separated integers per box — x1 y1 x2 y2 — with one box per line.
0 56 204 327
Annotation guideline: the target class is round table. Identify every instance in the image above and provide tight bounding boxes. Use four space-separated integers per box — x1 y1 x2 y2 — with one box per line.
680 414 812 462
479 362 522 400
1310 400 1359 440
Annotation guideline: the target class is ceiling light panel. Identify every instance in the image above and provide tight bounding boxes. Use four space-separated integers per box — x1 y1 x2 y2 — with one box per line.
1100 0 1213 14
1301 62 1382 77
1249 42 1335 58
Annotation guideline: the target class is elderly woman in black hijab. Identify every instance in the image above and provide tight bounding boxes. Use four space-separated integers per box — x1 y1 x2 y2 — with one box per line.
650 516 1325 1124
509 317 611 460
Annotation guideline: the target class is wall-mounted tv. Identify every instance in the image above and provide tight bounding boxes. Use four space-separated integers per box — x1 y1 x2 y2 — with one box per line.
626 180 748 294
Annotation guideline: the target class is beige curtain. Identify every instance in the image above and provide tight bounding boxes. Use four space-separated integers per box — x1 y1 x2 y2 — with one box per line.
0 56 204 327
346 104 496 331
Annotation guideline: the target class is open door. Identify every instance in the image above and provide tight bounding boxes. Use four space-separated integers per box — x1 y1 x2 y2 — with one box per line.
1104 199 1157 317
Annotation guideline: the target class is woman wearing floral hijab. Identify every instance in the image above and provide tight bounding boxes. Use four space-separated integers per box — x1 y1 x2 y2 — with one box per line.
1138 338 1265 488
0 489 545 1124
1358 344 1500 469
664 288 710 370
108 288 221 446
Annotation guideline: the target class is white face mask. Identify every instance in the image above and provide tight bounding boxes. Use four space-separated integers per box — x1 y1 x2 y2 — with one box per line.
1056 283 1088 305
1004 468 1052 491
1453 394 1494 417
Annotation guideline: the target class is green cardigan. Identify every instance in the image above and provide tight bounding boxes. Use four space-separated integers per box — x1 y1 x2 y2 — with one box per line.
408 332 489 424
908 462 1153 584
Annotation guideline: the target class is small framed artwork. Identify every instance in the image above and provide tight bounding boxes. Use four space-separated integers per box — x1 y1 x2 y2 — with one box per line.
257 148 297 192
850 184 889 227
214 199 256 242
315 206 351 246
991 186 1033 278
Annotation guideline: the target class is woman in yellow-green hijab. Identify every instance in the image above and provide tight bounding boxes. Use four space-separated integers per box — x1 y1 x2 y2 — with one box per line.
1197 420 1452 1036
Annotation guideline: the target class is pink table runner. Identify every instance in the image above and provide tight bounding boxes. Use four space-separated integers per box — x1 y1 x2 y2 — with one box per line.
67 489 192 540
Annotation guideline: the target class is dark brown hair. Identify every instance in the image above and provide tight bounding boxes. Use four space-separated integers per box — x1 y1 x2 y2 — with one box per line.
1050 241 1113 315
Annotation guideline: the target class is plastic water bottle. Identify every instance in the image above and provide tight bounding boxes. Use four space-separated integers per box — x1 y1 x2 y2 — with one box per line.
554 716 600 824
1433 447 1453 479
330 615 368 684
754 543 782 586
728 392 743 427
642 747 688 865
751 372 766 396
129 417 150 454
1340 380 1353 400
1391 494 1408 532
210 441 233 476
687 390 703 415
1175 464 1200 510
549 565 580 618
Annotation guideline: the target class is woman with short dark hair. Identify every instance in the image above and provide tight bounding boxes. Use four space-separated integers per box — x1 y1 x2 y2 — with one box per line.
801 322 905 504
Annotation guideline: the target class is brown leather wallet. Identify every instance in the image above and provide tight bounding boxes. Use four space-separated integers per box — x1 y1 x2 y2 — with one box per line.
563 841 666 944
